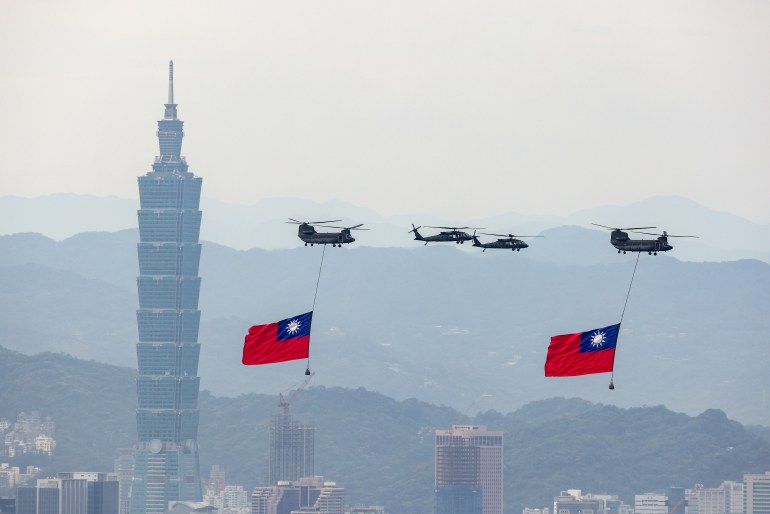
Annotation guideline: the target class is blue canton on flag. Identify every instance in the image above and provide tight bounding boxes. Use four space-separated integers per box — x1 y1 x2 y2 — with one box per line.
277 311 313 341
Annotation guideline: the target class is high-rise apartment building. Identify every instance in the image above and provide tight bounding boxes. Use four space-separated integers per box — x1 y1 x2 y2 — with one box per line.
435 425 503 514
16 475 117 514
16 480 60 514
744 472 770 514
59 473 118 514
131 61 205 514
553 491 605 514
113 450 134 514
636 494 667 514
0 498 15 514
720 481 743 514
268 413 315 484
686 484 725 514
250 477 344 514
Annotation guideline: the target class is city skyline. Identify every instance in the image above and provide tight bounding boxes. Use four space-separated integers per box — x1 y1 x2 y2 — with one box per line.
0 2 768 513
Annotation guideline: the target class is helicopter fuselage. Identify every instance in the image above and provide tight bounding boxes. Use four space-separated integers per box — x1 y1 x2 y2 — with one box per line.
472 238 528 251
412 229 473 244
610 230 672 254
297 224 355 246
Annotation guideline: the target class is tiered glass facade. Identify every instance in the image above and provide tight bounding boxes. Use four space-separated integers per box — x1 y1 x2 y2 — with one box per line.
130 62 203 514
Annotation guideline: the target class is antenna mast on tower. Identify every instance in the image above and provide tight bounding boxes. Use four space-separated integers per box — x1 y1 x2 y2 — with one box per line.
168 60 174 104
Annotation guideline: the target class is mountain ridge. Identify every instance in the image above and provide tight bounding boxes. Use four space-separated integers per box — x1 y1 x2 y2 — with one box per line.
1 194 767 262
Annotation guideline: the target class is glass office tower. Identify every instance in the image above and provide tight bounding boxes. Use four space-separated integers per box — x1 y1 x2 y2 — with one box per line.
130 61 203 514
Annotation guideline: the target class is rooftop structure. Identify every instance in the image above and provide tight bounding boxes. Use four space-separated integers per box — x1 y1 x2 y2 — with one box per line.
251 477 344 514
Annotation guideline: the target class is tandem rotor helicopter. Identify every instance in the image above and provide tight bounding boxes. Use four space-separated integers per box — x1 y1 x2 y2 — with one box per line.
471 231 543 252
592 223 698 255
287 219 368 247
409 225 482 245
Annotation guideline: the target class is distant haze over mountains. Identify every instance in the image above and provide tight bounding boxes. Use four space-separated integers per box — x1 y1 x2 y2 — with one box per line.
1 227 768 425
1 193 768 262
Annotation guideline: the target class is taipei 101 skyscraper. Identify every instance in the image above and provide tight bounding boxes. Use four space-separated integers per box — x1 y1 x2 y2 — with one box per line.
131 61 203 514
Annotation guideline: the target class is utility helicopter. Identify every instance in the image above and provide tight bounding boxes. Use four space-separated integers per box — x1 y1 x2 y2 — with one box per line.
409 224 483 245
471 231 543 252
592 223 698 255
287 219 368 247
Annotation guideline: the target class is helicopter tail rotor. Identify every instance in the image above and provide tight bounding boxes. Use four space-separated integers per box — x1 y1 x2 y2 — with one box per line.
409 224 425 240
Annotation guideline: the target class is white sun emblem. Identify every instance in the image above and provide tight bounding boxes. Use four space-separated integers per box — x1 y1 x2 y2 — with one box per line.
286 319 301 335
590 330 606 348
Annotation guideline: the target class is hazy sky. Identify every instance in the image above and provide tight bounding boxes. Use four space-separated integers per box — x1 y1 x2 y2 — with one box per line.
1 1 769 222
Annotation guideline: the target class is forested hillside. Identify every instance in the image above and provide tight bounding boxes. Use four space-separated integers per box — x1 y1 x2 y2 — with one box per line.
1 346 768 514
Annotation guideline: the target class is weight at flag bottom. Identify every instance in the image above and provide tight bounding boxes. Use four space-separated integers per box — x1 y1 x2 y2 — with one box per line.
242 311 313 365
545 323 620 377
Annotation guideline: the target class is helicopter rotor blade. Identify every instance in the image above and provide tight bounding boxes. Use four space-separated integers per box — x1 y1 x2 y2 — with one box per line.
480 232 543 238
311 219 343 225
591 223 656 231
318 224 370 230
426 226 484 230
629 230 698 238
287 218 342 225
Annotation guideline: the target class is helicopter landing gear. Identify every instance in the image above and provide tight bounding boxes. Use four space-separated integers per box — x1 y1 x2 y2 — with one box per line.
517 248 520 251
623 251 627 254
618 250 621 253
648 251 652 255
304 243 307 246
653 252 657 255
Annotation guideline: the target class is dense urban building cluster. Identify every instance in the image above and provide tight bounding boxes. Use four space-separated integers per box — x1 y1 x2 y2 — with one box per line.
0 465 41 491
1 413 55 458
13 472 119 514
522 474 770 514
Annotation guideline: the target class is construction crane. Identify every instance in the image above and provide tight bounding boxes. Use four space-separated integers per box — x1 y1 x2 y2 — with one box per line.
277 372 315 416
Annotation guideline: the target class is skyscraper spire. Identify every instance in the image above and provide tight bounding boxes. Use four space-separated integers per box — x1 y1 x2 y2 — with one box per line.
164 60 178 120
168 60 174 104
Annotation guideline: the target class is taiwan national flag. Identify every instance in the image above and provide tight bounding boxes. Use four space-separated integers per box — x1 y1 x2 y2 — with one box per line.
242 311 312 365
545 323 620 377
